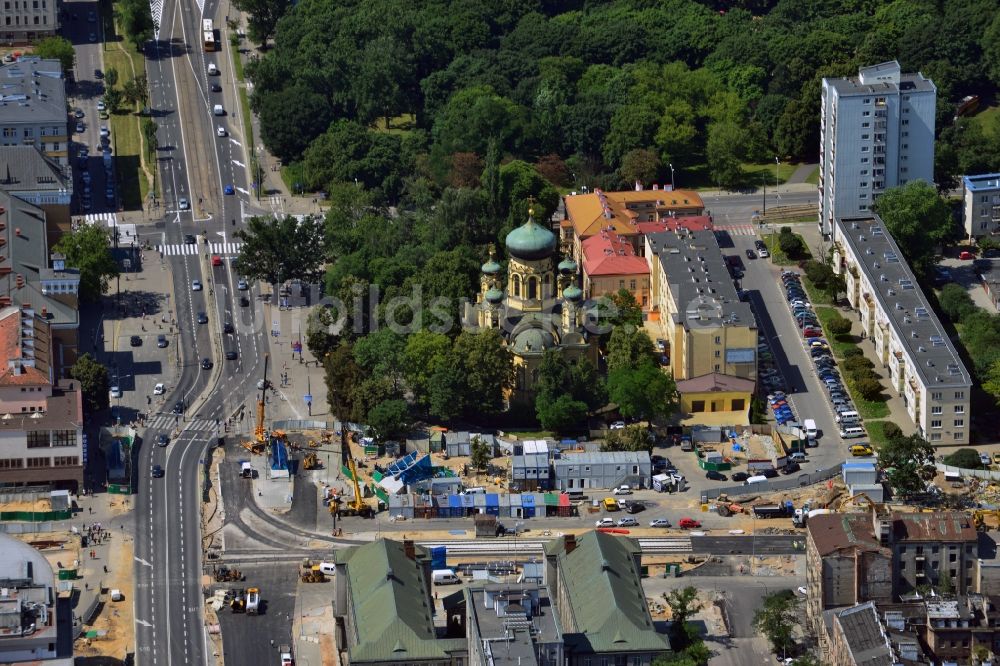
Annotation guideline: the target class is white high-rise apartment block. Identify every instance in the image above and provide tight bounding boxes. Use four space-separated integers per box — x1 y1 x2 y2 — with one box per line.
819 61 936 237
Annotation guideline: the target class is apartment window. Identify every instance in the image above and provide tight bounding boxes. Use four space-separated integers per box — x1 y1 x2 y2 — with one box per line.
859 205 868 211
691 401 705 412
714 350 721 358
899 560 906 570
714 364 721 372
861 146 869 152
629 279 636 290
26 431 48 449
860 170 869 175
900 167 908 173
903 108 909 114
53 456 78 467
949 553 957 563
954 420 964 428
618 280 625 289
714 336 721 344
902 143 908 149
732 398 745 411
861 134 870 140
861 157 869 163
52 430 75 447
901 119 909 126
862 122 870 128
860 182 868 188
931 420 942 429
931 406 942 415
860 193 868 199
0 458 23 469
932 392 942 400
26 457 49 468
931 433 942 441
955 391 965 399
954 405 965 414
902 131 909 137
863 99 871 104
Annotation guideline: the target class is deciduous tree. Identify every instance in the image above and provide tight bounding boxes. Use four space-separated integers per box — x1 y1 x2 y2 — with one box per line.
872 181 954 278
234 214 325 288
70 353 110 413
753 591 800 655
35 36 75 71
53 225 119 302
232 0 293 47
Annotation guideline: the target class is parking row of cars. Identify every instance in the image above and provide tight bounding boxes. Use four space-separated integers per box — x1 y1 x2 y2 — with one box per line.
782 270 868 443
595 516 702 529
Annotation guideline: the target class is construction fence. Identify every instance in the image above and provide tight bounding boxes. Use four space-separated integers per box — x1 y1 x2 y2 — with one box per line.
699 461 843 502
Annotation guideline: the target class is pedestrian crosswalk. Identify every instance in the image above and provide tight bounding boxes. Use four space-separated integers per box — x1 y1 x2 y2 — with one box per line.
157 242 244 257
78 212 119 227
714 224 757 237
145 415 218 432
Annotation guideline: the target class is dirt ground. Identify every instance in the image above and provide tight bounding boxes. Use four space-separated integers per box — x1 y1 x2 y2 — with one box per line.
0 498 53 512
74 538 135 660
648 587 727 637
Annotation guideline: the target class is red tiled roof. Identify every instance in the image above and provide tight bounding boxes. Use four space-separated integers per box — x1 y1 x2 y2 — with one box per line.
0 306 48 386
582 231 649 277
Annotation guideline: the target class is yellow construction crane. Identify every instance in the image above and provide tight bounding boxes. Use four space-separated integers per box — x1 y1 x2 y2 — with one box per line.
242 354 270 454
328 430 372 518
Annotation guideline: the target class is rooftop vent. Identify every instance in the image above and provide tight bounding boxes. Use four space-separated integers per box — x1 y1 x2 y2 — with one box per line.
911 331 918 338
915 307 929 318
880 274 887 282
927 360 934 367
930 336 945 347
895 303 903 310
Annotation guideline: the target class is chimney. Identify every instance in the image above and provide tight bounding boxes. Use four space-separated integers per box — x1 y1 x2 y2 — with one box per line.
40 307 46 318
403 539 415 560
564 534 577 555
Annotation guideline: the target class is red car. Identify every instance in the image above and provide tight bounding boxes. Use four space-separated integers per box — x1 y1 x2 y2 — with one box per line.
678 517 702 529
803 327 823 338
959 250 975 260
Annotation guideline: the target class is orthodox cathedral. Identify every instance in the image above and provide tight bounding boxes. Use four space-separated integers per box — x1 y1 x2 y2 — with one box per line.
469 206 599 407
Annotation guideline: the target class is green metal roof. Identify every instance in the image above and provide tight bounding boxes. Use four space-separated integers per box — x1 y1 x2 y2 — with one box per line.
336 540 448 662
505 212 557 260
549 532 671 655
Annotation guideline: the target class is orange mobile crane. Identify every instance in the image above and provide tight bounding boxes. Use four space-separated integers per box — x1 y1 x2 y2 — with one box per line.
324 430 373 518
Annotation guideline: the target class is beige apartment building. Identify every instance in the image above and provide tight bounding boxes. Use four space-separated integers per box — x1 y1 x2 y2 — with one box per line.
645 229 756 382
834 215 972 445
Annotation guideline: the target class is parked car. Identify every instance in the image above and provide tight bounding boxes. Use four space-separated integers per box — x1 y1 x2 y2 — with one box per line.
781 462 801 474
130 335 142 347
706 470 728 481
612 485 632 495
153 383 165 395
745 248 756 259
172 401 185 414
595 517 615 528
200 358 213 370
616 517 639 527
650 518 672 528
678 518 702 529
731 472 750 482
110 386 122 399
237 278 249 290
960 250 976 260
157 334 168 348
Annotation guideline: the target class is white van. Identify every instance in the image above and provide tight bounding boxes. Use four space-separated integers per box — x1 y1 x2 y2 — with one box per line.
803 419 817 440
213 104 225 116
319 562 337 577
840 426 867 439
462 487 485 495
432 569 461 585
836 410 860 424
207 63 218 75
745 475 768 485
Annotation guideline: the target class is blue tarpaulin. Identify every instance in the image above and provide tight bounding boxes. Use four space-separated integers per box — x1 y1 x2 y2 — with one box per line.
269 440 288 471
431 546 447 570
448 494 463 517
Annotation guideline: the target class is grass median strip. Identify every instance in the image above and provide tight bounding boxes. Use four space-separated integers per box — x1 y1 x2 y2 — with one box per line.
104 19 151 207
812 306 890 420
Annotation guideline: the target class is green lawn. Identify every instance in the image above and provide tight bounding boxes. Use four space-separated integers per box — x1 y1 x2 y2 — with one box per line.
801 275 833 307
741 161 798 188
804 166 820 185
230 39 254 149
762 232 812 266
865 420 894 448
104 6 152 207
811 306 891 419
971 104 1000 138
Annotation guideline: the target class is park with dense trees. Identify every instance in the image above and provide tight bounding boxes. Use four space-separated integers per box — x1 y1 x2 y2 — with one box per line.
228 0 1000 433
245 0 1000 200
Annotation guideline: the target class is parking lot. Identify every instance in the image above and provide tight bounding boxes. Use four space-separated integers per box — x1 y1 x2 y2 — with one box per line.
715 230 848 475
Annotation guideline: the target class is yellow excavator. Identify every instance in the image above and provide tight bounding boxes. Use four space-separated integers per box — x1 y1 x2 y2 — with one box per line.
973 509 1000 532
242 354 270 455
837 493 880 514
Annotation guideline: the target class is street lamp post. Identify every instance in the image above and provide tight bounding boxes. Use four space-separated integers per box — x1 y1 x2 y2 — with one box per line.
775 156 780 190
669 163 675 190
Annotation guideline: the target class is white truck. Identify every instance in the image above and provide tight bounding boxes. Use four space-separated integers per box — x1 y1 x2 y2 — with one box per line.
279 644 293 666
245 587 260 615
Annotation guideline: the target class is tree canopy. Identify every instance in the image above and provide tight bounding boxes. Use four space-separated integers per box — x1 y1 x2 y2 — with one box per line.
53 225 119 302
233 214 325 286
248 0 999 201
871 181 954 278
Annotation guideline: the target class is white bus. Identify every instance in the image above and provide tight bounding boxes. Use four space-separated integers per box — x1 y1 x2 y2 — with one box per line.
203 19 215 52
